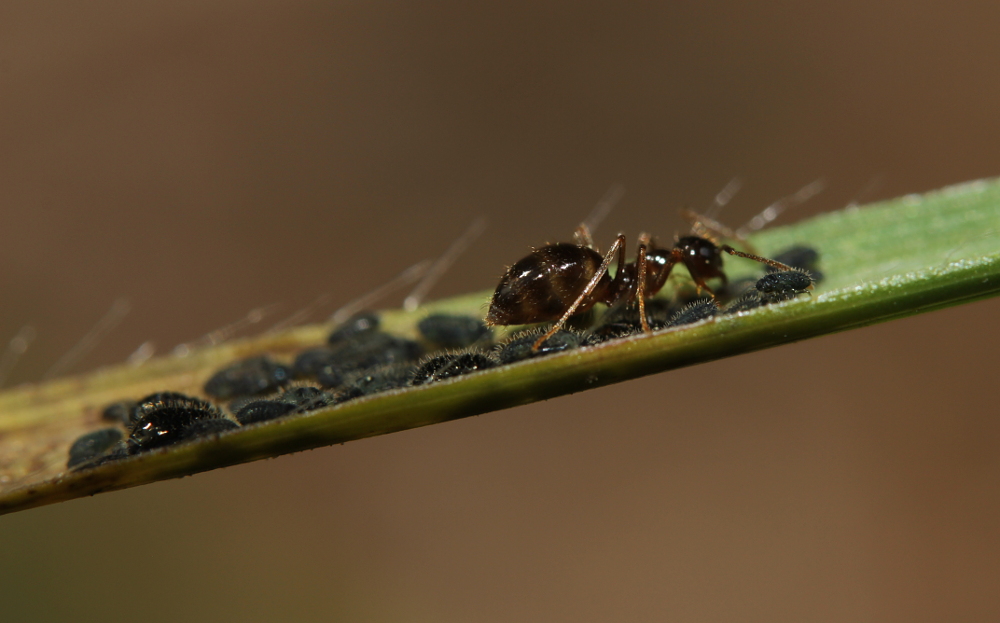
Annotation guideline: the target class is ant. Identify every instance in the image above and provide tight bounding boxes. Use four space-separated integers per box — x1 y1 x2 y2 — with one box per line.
485 182 822 350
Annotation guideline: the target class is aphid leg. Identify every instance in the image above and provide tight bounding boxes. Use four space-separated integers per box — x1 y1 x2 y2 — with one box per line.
720 245 796 272
635 243 651 333
573 223 595 248
531 234 627 351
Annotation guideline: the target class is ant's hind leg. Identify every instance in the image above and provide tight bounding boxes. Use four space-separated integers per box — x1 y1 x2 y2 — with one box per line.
531 234 626 351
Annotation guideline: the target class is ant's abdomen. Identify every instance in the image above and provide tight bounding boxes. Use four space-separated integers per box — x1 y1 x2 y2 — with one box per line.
486 243 606 326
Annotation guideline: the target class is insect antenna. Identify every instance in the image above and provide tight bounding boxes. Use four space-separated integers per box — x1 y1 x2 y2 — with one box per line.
329 259 431 325
736 178 825 238
403 216 487 311
43 297 131 380
0 325 36 387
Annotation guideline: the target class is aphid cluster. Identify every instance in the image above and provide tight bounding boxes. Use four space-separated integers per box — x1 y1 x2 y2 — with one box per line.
68 191 823 471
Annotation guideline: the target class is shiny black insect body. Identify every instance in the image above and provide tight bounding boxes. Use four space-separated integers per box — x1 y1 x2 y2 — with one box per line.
486 224 795 350
411 351 497 385
203 356 292 400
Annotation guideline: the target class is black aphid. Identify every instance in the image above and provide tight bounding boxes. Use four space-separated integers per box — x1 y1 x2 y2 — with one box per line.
722 290 764 314
418 314 492 348
411 352 498 385
292 347 339 379
755 270 814 302
665 299 719 327
128 393 227 453
203 355 292 399
770 246 820 274
100 401 136 426
316 364 349 390
348 363 418 395
177 418 240 440
497 329 582 364
586 300 674 345
327 311 380 345
234 400 296 425
713 277 758 303
278 386 333 408
67 428 124 469
233 386 333 424
316 331 424 387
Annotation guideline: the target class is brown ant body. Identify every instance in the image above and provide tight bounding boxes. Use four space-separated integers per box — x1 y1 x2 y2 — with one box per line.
485 183 823 350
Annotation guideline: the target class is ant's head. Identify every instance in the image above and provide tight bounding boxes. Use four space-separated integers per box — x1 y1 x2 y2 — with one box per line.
676 236 723 273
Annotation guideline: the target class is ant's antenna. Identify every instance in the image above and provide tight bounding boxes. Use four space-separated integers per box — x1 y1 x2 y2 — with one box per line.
0 325 36 387
403 216 487 311
43 298 131 380
173 303 283 357
704 177 743 220
580 184 625 237
331 259 432 324
845 175 883 209
736 179 825 237
126 341 156 367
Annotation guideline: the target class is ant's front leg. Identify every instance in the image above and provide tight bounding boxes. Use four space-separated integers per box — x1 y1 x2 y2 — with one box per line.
719 245 794 272
531 234 626 351
635 245 652 333
635 232 652 333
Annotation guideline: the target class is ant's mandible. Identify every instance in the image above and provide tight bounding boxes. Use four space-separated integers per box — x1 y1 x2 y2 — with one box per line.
484 182 824 351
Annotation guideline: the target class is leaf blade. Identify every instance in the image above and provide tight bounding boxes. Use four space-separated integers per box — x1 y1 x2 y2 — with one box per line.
1 177 998 515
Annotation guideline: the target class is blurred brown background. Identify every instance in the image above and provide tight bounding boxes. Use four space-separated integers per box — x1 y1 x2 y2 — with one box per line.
2 2 999 621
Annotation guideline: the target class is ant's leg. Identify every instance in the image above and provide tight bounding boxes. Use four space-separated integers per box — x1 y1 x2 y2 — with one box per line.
680 209 743 248
532 234 626 351
674 248 725 308
635 243 651 333
720 245 795 272
573 223 595 249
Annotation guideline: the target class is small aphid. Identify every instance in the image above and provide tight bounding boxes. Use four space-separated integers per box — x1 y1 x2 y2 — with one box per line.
665 299 719 327
234 400 296 425
203 355 292 399
131 391 207 425
417 314 492 348
769 246 820 274
176 418 240 440
722 290 765 314
233 386 333 424
327 311 380 345
755 270 814 302
128 393 227 453
411 352 498 385
277 386 333 408
67 427 124 469
100 400 136 426
348 363 418 395
316 364 349 390
496 329 582 364
713 277 759 303
316 331 424 388
292 347 339 379
586 299 674 344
